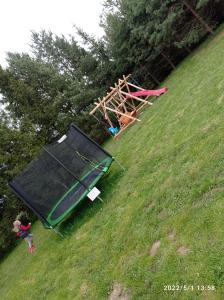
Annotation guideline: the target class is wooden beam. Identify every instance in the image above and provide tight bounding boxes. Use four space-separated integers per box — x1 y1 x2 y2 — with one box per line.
111 95 120 106
104 105 141 121
136 102 148 111
114 118 137 139
123 76 136 109
102 103 113 128
115 83 129 112
127 81 146 91
90 99 104 115
120 91 153 105
123 75 131 94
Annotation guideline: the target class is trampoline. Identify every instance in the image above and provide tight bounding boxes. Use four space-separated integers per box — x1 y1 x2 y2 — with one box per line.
9 124 113 227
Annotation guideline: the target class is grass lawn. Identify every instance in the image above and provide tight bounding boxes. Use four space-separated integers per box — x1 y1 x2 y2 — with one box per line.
0 25 224 300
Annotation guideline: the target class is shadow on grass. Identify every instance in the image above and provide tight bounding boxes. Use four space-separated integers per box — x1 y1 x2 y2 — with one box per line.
56 167 125 238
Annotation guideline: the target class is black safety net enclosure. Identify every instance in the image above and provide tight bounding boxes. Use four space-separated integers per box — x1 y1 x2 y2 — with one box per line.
9 124 113 227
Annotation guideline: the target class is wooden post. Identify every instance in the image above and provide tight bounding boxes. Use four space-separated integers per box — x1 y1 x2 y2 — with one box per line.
115 83 128 113
110 96 120 107
123 77 136 109
123 75 131 93
102 103 113 128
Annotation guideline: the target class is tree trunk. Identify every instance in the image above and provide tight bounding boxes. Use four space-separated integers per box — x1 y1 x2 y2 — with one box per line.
175 33 192 54
183 44 192 54
139 64 160 86
148 71 161 85
161 52 176 70
182 0 214 34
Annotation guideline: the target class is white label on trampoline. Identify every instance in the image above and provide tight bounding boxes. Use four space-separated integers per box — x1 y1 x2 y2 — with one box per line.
57 135 67 143
87 187 101 201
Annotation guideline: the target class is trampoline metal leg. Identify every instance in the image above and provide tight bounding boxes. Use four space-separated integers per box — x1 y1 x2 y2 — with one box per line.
50 226 64 238
113 157 125 171
97 196 104 202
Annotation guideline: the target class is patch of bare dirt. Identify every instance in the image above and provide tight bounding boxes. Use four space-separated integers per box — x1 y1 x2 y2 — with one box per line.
201 290 218 300
108 283 131 300
177 246 190 256
158 209 170 220
217 93 224 104
201 123 212 133
193 186 224 208
150 240 161 257
175 110 184 118
167 229 176 241
80 282 88 297
144 202 155 213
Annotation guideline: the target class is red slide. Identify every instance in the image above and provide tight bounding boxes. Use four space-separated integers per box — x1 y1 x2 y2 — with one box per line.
126 87 168 98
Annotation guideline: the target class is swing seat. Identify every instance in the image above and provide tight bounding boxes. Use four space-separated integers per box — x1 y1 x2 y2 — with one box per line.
108 127 119 135
119 110 137 126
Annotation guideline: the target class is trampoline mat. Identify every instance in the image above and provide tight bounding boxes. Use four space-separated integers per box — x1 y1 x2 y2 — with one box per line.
49 165 106 222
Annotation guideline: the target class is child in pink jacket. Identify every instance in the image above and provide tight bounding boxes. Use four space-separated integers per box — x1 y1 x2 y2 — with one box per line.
13 220 35 253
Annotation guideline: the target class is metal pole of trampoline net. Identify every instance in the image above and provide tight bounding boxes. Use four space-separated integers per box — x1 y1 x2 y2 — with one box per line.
43 147 89 190
113 157 126 171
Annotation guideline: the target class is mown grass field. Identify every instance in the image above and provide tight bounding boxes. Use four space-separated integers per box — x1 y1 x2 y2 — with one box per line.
0 25 224 300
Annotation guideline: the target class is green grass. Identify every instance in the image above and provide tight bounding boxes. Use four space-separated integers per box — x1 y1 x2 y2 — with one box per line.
1 25 224 300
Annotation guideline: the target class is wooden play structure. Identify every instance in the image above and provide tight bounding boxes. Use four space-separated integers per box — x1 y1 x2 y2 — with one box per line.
89 74 168 138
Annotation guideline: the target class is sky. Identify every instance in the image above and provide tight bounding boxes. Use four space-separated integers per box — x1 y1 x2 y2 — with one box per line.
0 0 104 68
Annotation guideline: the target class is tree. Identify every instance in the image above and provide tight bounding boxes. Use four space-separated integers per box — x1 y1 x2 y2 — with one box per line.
182 0 213 34
0 120 40 258
101 0 224 83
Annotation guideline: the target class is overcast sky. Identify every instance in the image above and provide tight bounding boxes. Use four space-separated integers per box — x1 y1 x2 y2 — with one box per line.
0 0 104 68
